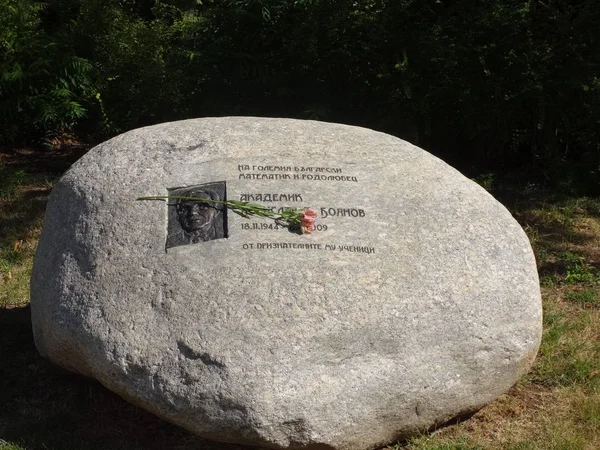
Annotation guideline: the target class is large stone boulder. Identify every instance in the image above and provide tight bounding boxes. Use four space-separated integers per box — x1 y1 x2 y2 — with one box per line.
31 117 542 450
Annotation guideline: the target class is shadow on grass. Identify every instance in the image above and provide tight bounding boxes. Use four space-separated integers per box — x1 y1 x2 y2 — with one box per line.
0 306 255 450
0 144 90 177
486 180 600 281
0 188 51 237
1 146 90 307
0 146 80 263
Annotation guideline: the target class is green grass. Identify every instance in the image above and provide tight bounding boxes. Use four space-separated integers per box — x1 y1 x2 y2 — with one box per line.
2 152 600 449
399 437 484 450
532 303 600 388
0 167 28 198
574 386 600 428
564 287 600 308
0 168 53 308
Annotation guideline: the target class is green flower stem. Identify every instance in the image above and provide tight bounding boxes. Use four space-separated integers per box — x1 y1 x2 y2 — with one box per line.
136 195 304 228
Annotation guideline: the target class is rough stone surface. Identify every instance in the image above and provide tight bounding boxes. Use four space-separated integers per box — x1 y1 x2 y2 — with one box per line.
31 117 542 450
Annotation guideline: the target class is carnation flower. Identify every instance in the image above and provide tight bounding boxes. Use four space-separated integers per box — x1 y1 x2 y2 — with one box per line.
300 208 318 234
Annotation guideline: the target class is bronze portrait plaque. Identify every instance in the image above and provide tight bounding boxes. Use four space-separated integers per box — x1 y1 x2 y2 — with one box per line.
166 181 228 249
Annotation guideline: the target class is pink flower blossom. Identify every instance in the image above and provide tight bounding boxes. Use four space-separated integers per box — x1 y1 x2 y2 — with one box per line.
300 208 318 234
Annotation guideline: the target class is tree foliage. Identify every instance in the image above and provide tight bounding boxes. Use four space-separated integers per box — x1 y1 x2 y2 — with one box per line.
1 0 598 192
0 0 91 141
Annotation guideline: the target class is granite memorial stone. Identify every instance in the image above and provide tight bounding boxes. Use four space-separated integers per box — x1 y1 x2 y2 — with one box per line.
31 117 543 450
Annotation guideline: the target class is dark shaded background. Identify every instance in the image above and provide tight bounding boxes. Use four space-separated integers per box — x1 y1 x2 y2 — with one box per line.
1 0 599 188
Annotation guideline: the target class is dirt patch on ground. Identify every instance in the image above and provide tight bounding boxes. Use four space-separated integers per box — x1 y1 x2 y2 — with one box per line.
0 142 89 176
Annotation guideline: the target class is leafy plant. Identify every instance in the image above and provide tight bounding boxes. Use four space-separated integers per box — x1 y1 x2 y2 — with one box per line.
0 0 92 142
560 252 599 284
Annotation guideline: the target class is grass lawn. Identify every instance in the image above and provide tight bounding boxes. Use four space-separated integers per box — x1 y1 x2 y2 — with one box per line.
1 148 599 450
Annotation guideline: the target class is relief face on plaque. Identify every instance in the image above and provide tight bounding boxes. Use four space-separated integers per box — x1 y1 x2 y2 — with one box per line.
166 182 227 249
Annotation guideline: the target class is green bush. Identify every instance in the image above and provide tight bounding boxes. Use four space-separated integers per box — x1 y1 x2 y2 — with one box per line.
0 0 92 142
